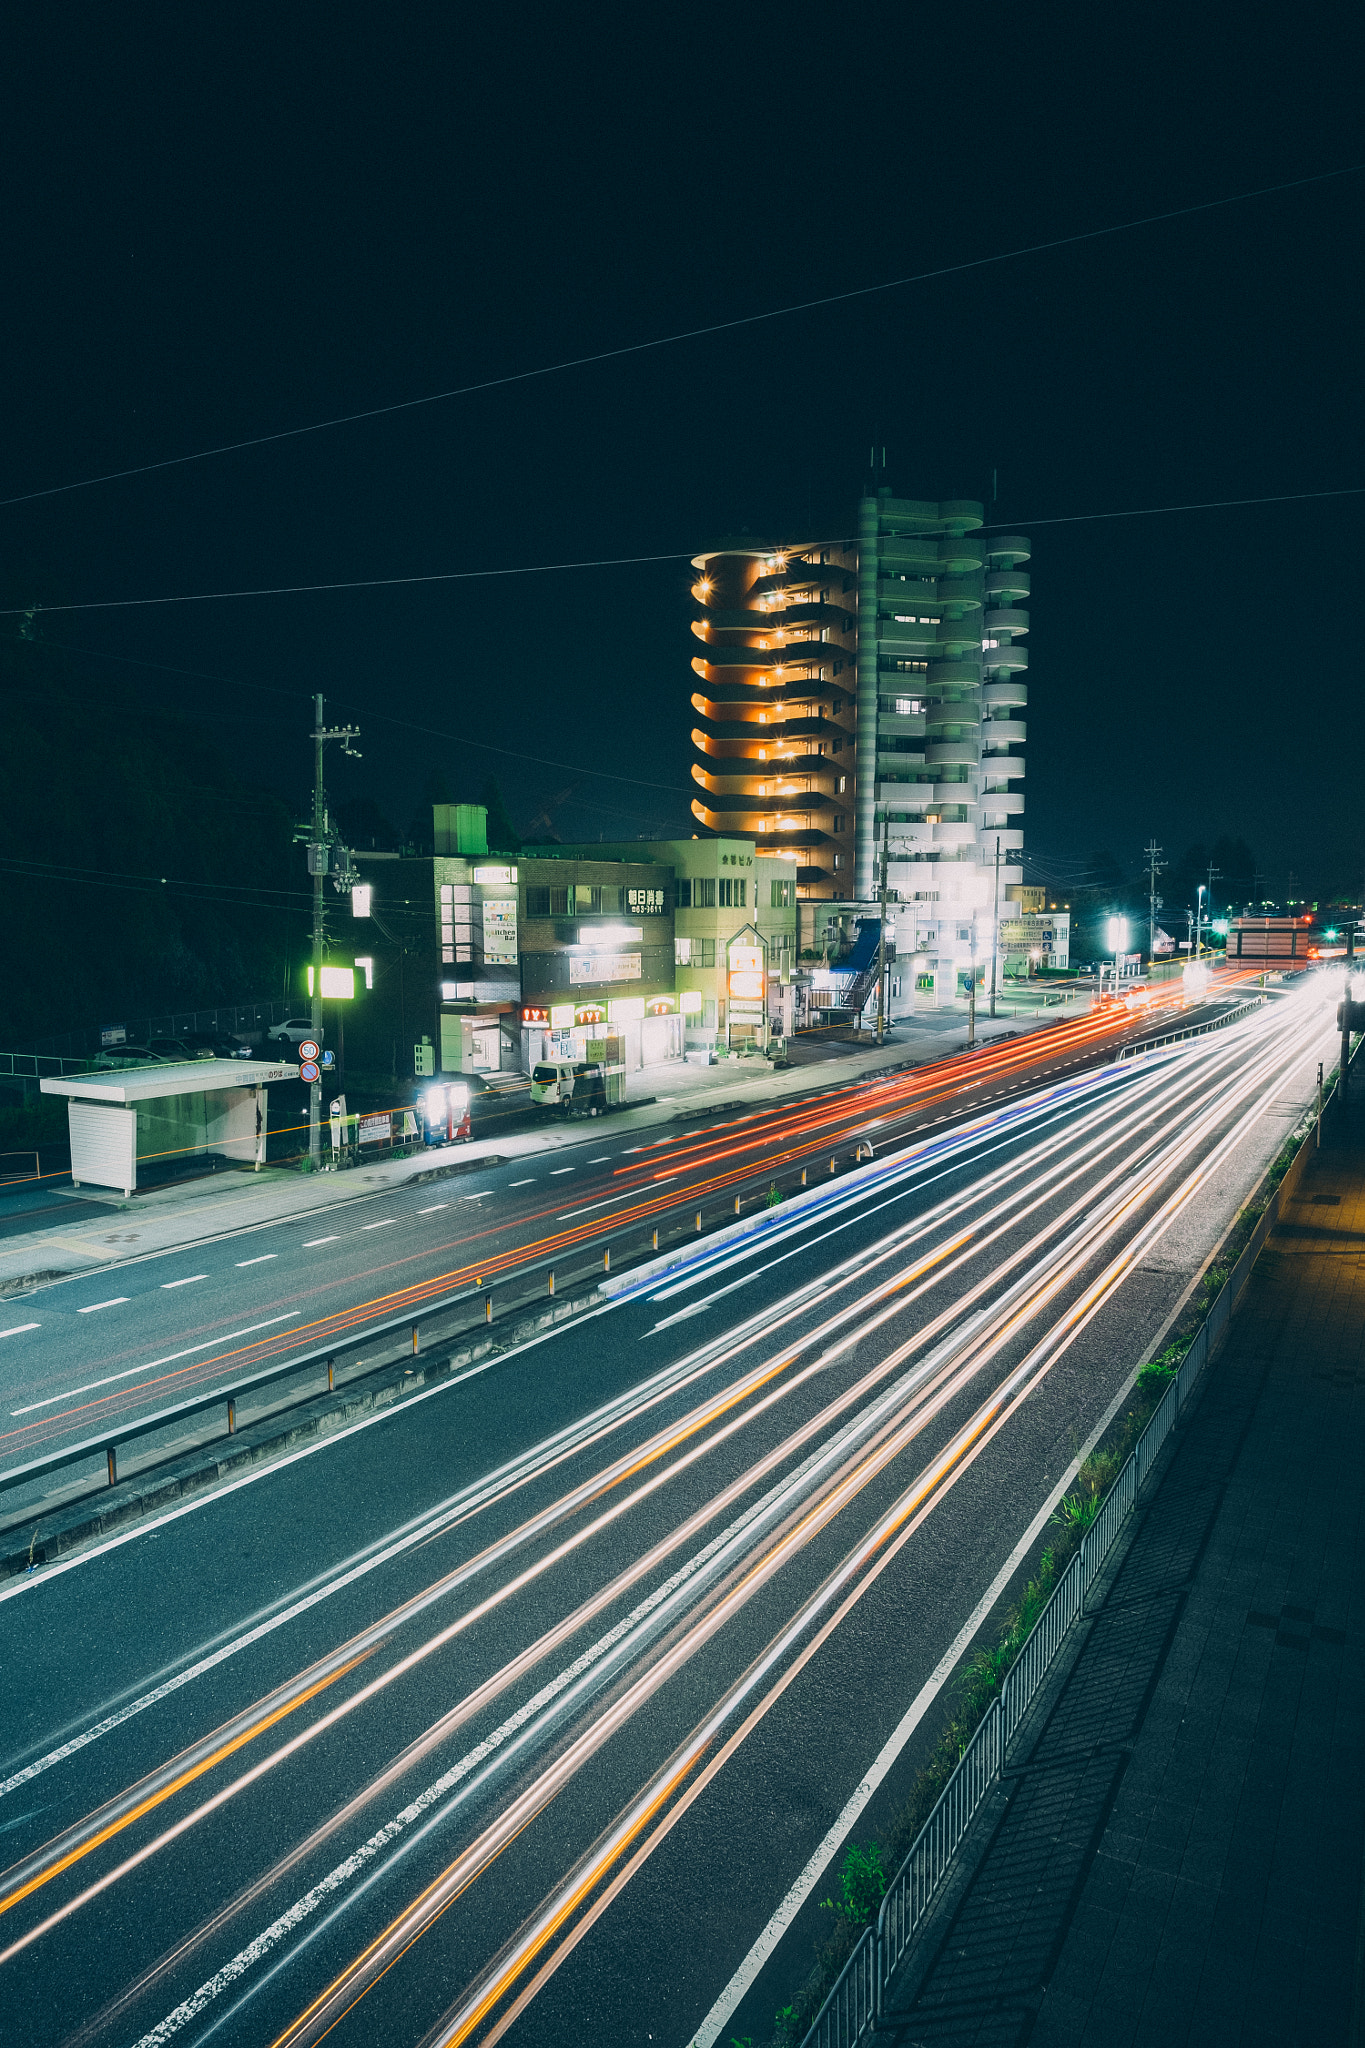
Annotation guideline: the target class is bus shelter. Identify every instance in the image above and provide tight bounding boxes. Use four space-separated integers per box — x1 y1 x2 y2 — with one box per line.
40 1058 299 1196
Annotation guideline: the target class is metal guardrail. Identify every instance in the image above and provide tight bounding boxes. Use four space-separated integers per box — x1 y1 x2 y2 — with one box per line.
801 1094 1320 2048
1116 995 1264 1060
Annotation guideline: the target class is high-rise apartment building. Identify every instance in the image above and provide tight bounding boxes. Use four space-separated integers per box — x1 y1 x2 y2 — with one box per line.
688 490 1030 1003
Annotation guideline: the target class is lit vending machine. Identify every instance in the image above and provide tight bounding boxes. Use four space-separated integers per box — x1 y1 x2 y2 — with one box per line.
420 1080 472 1146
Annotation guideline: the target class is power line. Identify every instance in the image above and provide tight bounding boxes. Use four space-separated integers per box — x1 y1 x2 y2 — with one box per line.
3 483 1362 620
2 164 1359 512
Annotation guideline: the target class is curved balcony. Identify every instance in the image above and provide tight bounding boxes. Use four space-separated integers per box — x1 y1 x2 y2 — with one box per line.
876 782 929 807
926 739 977 765
933 820 978 846
980 790 1026 815
984 534 1031 566
938 500 984 529
984 607 1029 637
936 622 983 658
981 719 1026 744
925 701 980 733
937 574 984 611
926 656 982 689
880 534 942 575
985 569 1029 603
983 679 1027 711
938 533 983 573
933 781 977 807
982 641 1028 673
978 827 1024 851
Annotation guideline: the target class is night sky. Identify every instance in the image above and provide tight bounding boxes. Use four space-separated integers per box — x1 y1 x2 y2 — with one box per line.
3 7 1362 900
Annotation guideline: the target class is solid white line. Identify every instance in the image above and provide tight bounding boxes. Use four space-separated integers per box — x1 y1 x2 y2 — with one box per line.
77 1298 128 1314
0 1325 39 1339
302 1238 337 1247
160 1275 207 1290
235 1255 277 1266
688 1402 1128 2047
10 1313 304 1414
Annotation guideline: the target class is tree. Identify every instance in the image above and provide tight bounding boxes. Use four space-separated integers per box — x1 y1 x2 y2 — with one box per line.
480 776 520 852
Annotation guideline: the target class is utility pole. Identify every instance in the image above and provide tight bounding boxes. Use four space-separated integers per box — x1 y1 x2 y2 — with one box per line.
1144 840 1164 966
300 695 362 1169
875 813 889 1046
989 835 1001 1018
967 914 978 1048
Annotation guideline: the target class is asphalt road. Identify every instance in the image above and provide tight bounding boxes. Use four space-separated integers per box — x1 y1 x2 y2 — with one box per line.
0 980 1264 1484
0 979 1333 2048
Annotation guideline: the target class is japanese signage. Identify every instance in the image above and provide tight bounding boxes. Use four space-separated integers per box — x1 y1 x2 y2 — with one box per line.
481 898 518 965
727 938 766 1019
626 887 664 914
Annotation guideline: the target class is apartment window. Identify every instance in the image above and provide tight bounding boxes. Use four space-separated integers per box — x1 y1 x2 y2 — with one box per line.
675 878 692 908
694 877 717 908
676 936 716 967
832 660 843 677
525 886 551 917
770 879 795 909
893 660 927 674
837 775 847 794
833 853 842 870
718 877 746 907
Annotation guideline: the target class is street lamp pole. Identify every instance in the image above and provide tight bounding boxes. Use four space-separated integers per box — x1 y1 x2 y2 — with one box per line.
989 834 1001 1019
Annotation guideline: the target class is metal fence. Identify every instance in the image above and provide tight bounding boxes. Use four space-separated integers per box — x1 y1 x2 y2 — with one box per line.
800 1097 1321 2048
1 1000 294 1068
1116 994 1264 1061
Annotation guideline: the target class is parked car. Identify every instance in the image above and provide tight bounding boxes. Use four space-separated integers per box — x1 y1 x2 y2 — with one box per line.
146 1037 197 1061
267 1017 323 1047
181 1031 257 1060
93 1044 172 1068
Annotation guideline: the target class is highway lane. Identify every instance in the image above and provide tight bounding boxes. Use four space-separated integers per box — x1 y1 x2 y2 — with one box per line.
0 975 1263 1481
0 981 1328 2048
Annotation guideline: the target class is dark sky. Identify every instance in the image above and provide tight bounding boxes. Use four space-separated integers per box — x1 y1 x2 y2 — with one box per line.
3 6 1362 899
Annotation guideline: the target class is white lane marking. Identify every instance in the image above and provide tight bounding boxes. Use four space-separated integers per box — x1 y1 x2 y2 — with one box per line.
417 1206 447 1214
509 1178 535 1186
461 1193 493 1201
549 1168 574 1176
130 1472 788 2046
0 1325 39 1340
557 1197 630 1220
302 1238 338 1247
588 1157 612 1163
361 1221 395 1231
77 1298 128 1314
160 1275 207 1290
10 1313 304 1414
687 1408 1145 2047
235 1255 277 1267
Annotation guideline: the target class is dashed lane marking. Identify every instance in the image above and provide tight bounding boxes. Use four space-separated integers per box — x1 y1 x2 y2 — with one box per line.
235 1255 277 1266
417 1205 447 1214
302 1237 338 1247
0 1325 39 1340
77 1298 129 1314
161 1275 207 1289
362 1220 396 1231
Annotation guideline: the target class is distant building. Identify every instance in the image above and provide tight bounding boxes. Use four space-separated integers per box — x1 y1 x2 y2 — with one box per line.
687 490 1029 1010
1226 916 1319 961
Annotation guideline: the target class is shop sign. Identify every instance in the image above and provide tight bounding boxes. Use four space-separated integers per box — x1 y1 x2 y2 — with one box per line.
358 1112 392 1146
569 952 642 984
521 1006 550 1026
626 887 664 914
482 898 518 964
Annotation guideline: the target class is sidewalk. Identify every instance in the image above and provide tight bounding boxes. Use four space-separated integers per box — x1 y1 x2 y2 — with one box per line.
882 1104 1365 2045
0 1005 1052 1293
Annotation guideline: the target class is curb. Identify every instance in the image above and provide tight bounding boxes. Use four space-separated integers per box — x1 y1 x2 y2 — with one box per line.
3 1282 603 1581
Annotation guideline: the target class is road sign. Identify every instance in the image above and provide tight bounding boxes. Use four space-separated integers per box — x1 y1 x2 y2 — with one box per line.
299 1060 320 1083
299 1039 321 1061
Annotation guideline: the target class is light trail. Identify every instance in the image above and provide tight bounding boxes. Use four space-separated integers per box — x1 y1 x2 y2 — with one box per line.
0 1003 1306 1936
0 987 1325 2047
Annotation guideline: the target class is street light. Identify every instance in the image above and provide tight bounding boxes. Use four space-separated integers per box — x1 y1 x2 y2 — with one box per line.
1194 884 1206 962
1106 916 1128 996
